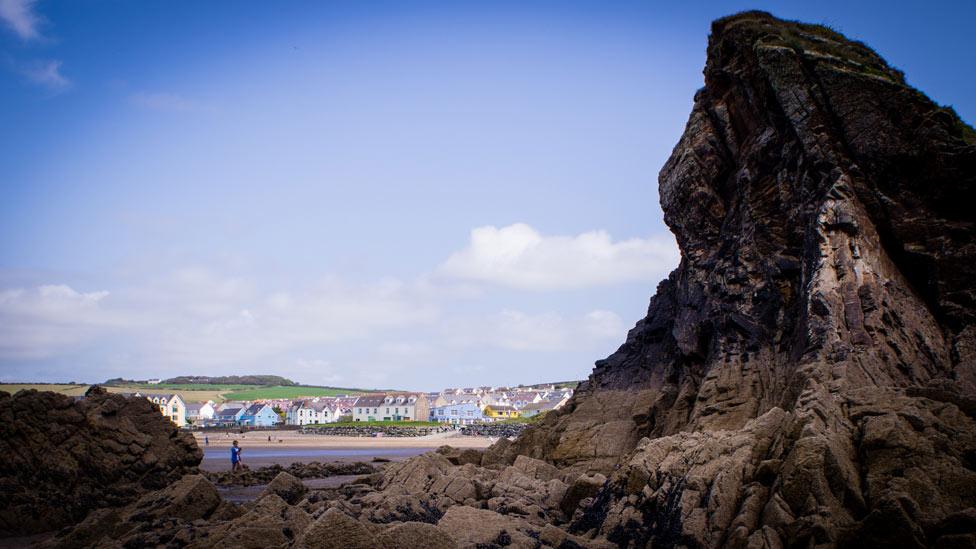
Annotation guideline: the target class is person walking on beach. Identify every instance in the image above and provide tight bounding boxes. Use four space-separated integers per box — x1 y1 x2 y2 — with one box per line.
231 440 242 472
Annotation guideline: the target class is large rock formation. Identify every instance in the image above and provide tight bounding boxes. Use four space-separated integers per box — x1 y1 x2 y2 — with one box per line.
7 11 976 549
0 387 202 536
507 10 976 548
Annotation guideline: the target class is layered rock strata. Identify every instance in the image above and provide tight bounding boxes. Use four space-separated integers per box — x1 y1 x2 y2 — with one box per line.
506 10 976 547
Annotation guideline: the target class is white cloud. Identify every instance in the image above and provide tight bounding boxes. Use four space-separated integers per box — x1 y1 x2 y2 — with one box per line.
446 308 624 352
129 91 203 112
0 285 122 359
0 271 439 370
438 223 679 290
20 59 70 90
0 0 40 40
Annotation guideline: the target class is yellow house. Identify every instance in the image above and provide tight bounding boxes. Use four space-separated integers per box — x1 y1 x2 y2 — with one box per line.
141 393 187 427
484 404 520 421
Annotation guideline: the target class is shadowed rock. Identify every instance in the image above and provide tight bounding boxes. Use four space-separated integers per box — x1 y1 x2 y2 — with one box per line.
0 386 201 536
504 10 976 547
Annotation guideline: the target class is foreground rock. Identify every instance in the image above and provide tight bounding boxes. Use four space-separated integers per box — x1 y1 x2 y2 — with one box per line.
507 10 976 547
0 386 201 536
203 460 377 486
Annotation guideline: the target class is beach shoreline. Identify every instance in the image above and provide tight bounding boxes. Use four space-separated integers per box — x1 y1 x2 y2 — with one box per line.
191 430 495 449
194 430 496 471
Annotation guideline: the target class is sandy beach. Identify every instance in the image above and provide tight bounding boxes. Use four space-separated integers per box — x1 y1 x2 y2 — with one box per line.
192 430 495 449
194 430 495 471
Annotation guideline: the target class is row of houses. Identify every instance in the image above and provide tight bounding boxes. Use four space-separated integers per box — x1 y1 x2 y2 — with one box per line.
134 385 574 428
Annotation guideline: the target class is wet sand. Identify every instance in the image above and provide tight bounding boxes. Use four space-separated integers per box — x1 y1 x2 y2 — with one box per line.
193 430 494 449
195 430 495 471
200 446 432 471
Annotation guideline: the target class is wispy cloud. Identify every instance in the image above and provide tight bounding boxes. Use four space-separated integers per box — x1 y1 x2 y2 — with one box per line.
0 0 41 41
20 59 70 90
129 91 203 112
438 223 680 290
445 308 624 352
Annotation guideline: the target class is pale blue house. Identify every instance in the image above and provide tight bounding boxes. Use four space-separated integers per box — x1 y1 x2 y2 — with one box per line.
240 403 279 427
431 402 484 425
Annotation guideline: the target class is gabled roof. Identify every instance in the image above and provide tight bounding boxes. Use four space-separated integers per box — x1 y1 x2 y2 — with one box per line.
355 394 386 407
217 407 242 417
487 404 517 412
521 400 559 412
244 403 269 415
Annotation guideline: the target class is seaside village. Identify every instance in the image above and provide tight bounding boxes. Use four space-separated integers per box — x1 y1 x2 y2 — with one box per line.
128 385 574 428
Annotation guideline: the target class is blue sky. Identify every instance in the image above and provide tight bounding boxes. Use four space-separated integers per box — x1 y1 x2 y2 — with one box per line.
1 1 973 390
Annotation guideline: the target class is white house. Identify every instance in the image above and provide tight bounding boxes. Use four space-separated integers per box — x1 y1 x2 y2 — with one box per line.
286 400 319 426
311 401 340 423
352 394 386 422
353 393 430 422
185 401 215 422
139 393 187 427
509 392 543 409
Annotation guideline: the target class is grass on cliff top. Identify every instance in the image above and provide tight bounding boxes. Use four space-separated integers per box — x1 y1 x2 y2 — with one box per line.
0 383 90 396
222 385 365 401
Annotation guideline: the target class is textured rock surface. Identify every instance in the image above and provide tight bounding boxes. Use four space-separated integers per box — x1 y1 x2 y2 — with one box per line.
260 471 309 505
7 10 976 549
0 386 202 536
505 10 976 547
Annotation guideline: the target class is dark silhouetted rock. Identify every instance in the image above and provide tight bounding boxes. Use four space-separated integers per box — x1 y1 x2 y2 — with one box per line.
0 387 201 536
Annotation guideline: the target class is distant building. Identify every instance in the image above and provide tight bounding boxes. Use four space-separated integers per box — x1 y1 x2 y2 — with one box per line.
215 407 244 425
352 394 385 422
146 378 162 385
217 401 247 412
286 400 317 426
185 401 215 422
483 404 520 421
240 403 279 427
140 393 187 427
510 392 543 409
431 402 484 425
352 393 429 422
519 400 561 418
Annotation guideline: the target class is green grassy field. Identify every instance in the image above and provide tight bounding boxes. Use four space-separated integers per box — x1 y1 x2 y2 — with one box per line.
112 383 255 391
221 385 365 400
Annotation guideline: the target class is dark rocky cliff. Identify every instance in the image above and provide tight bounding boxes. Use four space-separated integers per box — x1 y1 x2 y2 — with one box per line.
507 10 976 547
11 11 976 549
0 387 202 536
